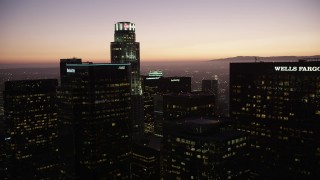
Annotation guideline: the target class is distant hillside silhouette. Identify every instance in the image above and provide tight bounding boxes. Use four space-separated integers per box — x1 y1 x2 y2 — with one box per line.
210 55 320 63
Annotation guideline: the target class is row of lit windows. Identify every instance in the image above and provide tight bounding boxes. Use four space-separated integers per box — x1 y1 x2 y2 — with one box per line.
10 98 52 104
175 137 196 145
7 108 53 113
132 153 156 162
37 163 58 171
227 137 246 145
222 152 236 159
16 154 32 160
233 110 295 121
92 107 130 113
10 94 50 98
279 126 314 135
241 127 315 140
93 90 130 96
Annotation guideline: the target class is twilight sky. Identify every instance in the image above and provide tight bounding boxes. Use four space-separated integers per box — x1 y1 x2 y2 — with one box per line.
0 0 319 64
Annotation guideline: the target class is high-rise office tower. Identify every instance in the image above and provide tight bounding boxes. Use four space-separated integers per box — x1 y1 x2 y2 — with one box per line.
59 62 132 179
142 72 191 134
151 92 215 137
111 22 143 140
162 117 250 179
3 79 60 179
230 60 320 179
60 58 82 84
163 92 215 121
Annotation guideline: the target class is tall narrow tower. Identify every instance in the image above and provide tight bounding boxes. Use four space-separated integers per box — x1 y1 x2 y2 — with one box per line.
111 22 143 140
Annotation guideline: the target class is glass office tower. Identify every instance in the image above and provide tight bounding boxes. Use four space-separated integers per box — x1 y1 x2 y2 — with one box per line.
3 79 60 179
163 92 216 121
111 22 143 140
59 63 132 179
230 60 320 179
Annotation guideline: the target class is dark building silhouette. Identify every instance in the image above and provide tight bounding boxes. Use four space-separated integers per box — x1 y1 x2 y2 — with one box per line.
142 71 191 134
0 115 5 178
202 79 218 114
3 79 61 179
58 63 132 179
111 22 143 140
202 79 218 95
162 117 250 179
154 95 165 137
230 60 320 179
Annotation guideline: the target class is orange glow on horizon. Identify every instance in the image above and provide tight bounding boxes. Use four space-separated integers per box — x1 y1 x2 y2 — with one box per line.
1 1 319 65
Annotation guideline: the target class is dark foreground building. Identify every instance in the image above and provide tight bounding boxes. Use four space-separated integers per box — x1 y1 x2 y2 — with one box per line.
111 22 143 140
162 118 250 179
59 63 132 179
230 60 320 179
3 79 60 179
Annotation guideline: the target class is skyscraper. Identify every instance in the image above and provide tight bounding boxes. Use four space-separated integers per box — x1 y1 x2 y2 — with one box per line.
3 79 60 179
111 22 143 140
163 92 215 121
58 62 132 179
230 60 320 179
60 58 82 84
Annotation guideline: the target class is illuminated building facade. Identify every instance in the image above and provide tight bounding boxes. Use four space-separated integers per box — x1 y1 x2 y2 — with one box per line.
162 118 250 179
230 60 320 179
59 63 132 179
142 72 191 134
163 92 215 121
151 92 216 137
111 22 143 140
3 79 60 179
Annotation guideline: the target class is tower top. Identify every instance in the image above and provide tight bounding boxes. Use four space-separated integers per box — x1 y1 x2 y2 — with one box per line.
115 22 135 32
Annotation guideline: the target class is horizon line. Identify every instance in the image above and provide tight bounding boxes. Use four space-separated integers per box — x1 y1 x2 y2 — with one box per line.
1 54 320 65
